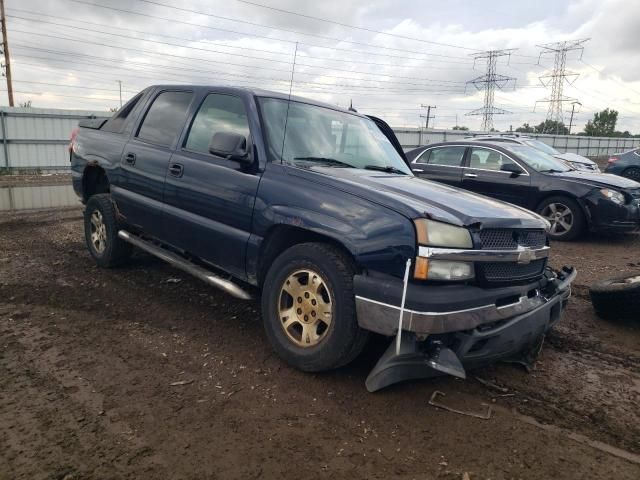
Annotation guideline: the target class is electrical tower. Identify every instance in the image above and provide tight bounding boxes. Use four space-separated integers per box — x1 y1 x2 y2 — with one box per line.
535 39 589 132
466 49 517 131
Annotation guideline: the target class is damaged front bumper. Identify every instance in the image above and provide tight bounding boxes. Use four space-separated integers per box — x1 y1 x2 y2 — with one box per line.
355 266 576 391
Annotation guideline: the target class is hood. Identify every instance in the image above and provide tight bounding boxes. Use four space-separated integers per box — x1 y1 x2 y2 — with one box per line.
553 152 597 166
298 167 547 229
553 170 640 189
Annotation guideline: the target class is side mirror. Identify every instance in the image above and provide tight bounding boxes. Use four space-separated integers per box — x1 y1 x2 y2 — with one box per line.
500 163 524 176
209 131 251 163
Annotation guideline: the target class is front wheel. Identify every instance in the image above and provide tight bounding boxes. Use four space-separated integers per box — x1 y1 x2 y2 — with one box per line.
84 194 132 267
261 243 368 372
622 167 640 182
536 196 585 241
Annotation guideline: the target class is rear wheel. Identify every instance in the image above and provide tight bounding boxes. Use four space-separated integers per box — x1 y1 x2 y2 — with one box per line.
536 196 585 241
621 167 640 181
84 194 132 267
261 243 368 372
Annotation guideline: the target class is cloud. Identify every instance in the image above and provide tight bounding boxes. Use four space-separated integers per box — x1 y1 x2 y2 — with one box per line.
4 0 639 133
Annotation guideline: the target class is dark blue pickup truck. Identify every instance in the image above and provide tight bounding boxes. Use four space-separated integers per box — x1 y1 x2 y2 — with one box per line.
71 85 575 391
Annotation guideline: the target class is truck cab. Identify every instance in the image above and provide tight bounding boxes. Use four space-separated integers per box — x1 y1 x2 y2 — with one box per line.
71 85 575 391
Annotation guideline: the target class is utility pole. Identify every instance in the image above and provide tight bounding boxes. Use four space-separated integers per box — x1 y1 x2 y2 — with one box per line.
465 49 517 131
0 0 14 107
535 39 589 132
117 80 122 108
420 104 436 129
568 101 581 134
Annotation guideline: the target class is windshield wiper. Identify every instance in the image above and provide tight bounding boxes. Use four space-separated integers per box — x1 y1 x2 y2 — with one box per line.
363 165 408 175
293 157 355 168
539 168 565 173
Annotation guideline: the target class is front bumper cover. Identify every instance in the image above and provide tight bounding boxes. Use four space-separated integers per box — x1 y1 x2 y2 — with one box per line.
354 266 575 336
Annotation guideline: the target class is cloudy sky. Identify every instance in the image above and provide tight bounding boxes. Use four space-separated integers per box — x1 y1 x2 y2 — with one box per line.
4 0 640 132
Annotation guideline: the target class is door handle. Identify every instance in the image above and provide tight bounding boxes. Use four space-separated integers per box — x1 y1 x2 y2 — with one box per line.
464 173 478 178
169 163 184 177
124 152 136 165
412 168 424 173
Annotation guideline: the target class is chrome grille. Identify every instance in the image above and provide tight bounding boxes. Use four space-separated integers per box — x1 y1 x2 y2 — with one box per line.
478 229 547 250
478 259 547 283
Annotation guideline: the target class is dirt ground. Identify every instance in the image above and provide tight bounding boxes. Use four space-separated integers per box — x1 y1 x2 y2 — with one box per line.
1 202 639 479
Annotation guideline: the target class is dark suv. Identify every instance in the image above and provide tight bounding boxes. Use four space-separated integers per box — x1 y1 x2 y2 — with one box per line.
407 141 640 240
70 86 574 390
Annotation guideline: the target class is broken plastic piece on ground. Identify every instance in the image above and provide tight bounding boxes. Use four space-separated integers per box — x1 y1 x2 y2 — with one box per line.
502 333 545 372
428 390 492 420
365 333 466 392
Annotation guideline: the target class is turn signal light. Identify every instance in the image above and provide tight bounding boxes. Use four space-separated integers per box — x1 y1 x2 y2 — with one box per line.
414 257 429 280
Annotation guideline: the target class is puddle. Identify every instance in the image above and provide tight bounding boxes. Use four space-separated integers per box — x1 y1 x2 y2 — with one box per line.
0 184 81 212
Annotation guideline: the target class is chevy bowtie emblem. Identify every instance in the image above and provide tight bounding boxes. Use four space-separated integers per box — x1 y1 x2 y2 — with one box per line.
517 247 535 265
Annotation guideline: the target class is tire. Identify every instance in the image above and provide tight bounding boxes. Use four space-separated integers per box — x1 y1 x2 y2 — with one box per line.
590 273 640 320
536 196 586 241
84 194 132 268
621 167 640 182
261 243 369 372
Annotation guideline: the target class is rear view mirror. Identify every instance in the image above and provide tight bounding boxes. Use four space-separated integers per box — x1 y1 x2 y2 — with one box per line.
500 163 524 176
209 131 251 163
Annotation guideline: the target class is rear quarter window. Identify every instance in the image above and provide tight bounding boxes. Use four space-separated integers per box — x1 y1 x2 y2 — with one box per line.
137 91 193 147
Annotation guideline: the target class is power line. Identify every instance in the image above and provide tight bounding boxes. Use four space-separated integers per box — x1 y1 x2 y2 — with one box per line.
67 0 475 61
466 49 517 131
141 0 478 52
8 28 470 87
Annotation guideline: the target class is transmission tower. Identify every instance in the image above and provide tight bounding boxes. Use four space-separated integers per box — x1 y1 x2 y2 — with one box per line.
466 49 517 131
535 39 589 131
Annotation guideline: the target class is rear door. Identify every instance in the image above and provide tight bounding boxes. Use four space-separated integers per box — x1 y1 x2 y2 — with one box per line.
112 89 194 237
411 145 466 187
161 92 261 279
461 146 531 206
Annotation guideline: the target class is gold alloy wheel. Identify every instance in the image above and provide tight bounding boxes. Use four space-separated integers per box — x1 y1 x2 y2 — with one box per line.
90 210 107 254
278 269 333 347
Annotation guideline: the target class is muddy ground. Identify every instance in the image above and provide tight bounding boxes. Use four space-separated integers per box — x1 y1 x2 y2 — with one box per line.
1 202 639 479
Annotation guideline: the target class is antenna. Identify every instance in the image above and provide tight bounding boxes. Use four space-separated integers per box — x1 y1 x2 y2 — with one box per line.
279 42 298 163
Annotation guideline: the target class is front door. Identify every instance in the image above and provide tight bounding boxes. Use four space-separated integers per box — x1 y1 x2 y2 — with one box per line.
113 89 194 237
461 146 531 206
411 145 466 187
162 92 262 279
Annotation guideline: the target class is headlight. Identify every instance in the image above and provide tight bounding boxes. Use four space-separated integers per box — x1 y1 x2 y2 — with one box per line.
600 188 625 205
413 219 474 281
414 219 473 248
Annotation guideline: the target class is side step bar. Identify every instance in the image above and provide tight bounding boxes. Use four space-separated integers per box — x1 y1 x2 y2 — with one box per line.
118 230 252 300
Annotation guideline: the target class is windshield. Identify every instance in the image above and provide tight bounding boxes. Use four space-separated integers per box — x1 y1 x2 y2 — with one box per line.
503 145 572 172
522 139 560 155
257 97 411 174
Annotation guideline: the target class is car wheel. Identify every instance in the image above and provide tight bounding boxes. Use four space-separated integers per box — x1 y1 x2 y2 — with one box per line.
621 167 640 181
536 196 585 241
261 243 369 372
590 272 640 320
84 194 132 267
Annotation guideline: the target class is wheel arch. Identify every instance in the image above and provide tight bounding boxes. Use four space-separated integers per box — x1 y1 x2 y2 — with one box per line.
535 191 591 224
255 224 358 287
82 164 110 203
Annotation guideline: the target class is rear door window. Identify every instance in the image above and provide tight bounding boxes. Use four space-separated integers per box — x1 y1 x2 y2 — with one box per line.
185 93 250 155
418 146 466 167
137 91 193 147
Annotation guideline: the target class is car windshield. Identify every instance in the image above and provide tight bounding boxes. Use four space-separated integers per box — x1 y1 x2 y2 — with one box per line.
503 145 572 173
522 139 560 155
257 97 412 175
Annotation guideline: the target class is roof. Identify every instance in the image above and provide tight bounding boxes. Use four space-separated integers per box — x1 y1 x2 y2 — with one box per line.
148 84 366 118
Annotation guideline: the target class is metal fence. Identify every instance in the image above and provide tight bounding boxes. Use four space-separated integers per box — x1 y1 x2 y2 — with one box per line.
0 107 638 172
0 107 107 172
393 128 640 156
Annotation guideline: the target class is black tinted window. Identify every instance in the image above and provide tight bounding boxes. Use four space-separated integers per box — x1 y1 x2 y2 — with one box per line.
185 94 249 154
137 91 193 147
419 146 466 166
102 92 143 134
